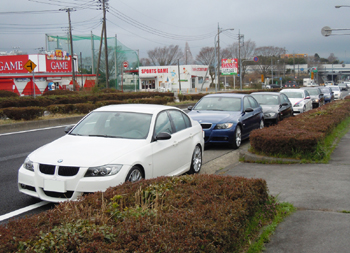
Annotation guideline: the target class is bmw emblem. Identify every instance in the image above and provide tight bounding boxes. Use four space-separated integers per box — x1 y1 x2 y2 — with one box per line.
57 159 63 163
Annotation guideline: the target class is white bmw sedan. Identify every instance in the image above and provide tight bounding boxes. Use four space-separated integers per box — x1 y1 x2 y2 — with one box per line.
280 89 313 115
18 104 204 202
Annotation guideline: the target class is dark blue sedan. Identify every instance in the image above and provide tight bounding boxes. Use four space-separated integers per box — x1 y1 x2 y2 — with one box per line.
188 93 264 149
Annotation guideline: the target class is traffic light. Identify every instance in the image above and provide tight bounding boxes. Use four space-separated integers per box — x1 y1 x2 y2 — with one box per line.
311 72 314 79
261 74 264 83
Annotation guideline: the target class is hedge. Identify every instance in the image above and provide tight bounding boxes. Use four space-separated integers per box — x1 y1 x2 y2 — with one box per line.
250 98 350 159
2 107 45 120
0 175 276 252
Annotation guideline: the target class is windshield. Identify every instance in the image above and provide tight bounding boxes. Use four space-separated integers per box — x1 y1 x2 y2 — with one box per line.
282 91 304 99
193 97 241 111
330 87 340 91
321 88 330 94
305 89 319 95
70 111 152 139
252 94 279 105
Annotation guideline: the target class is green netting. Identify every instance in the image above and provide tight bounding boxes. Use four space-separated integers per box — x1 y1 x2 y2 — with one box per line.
46 34 139 91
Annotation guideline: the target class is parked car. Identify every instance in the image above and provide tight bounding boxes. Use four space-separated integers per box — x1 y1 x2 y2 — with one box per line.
283 80 299 88
327 86 341 100
337 83 348 91
251 92 293 125
280 89 313 115
187 93 264 149
300 87 325 108
18 104 204 202
320 87 335 103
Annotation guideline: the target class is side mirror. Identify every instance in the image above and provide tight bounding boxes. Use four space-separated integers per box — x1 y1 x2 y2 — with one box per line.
305 96 311 99
155 132 171 141
281 102 289 107
65 125 74 133
244 107 254 113
187 106 193 111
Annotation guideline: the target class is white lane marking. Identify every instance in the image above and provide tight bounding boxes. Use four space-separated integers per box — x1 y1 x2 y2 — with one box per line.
0 201 49 222
0 125 72 136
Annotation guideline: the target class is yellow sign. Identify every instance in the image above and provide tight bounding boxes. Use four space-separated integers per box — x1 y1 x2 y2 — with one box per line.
24 60 37 73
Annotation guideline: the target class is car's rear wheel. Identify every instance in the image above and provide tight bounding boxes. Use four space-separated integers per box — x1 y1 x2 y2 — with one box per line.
125 166 144 182
231 125 241 149
188 145 202 174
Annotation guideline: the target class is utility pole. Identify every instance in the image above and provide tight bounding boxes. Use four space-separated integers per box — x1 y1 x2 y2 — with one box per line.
217 24 220 90
238 30 244 90
103 0 109 88
60 8 76 91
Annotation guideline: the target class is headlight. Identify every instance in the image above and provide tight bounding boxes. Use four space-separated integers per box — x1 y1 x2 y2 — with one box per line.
85 164 123 177
294 101 303 107
23 157 34 171
264 112 277 117
313 99 319 103
215 123 233 129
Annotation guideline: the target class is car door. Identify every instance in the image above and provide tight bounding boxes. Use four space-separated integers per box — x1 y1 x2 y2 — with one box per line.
167 110 194 174
304 90 312 111
240 97 256 138
280 93 293 119
151 110 180 177
247 96 262 130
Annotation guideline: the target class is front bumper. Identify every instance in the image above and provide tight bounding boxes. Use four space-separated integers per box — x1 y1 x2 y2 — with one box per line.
18 163 129 202
201 124 236 144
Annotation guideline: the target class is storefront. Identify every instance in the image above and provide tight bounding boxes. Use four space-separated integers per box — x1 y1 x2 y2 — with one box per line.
139 65 211 92
0 53 96 96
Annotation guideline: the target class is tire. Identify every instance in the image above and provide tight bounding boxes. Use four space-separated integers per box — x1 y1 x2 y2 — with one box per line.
231 125 242 149
259 119 264 129
125 166 144 182
188 145 202 174
275 116 280 125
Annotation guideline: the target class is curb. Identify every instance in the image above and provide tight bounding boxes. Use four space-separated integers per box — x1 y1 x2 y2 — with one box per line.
239 147 301 164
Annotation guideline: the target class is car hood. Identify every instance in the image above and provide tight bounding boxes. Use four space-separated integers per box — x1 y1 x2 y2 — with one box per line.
28 135 148 167
261 105 279 113
287 98 305 105
188 110 241 124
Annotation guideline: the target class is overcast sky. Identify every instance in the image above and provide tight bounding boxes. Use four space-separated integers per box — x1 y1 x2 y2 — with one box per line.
2 0 350 62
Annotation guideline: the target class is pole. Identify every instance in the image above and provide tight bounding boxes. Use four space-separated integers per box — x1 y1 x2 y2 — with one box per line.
103 0 109 88
80 52 83 88
271 57 273 86
137 49 140 91
32 70 35 98
234 75 236 89
134 74 136 92
178 59 182 92
239 30 242 90
95 19 105 88
115 34 117 89
66 8 76 91
217 24 220 92
91 31 95 74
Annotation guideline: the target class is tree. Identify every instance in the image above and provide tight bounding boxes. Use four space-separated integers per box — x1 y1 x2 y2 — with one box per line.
196 47 215 87
183 42 194 65
328 53 338 63
139 58 152 66
253 46 285 78
147 45 183 66
224 39 256 85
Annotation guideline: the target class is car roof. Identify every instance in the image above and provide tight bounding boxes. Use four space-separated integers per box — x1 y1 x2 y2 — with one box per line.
251 92 280 95
203 93 248 98
94 104 178 114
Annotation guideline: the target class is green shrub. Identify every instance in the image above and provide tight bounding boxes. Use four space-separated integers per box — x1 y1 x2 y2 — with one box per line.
42 90 78 96
0 90 19 98
0 175 275 252
2 107 45 120
46 104 75 114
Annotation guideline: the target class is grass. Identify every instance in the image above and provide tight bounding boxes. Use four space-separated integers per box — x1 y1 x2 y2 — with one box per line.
0 113 85 126
246 200 296 252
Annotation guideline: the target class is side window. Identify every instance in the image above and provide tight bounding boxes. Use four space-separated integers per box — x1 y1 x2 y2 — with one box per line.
154 111 173 136
247 96 259 108
281 94 289 103
243 97 251 110
168 110 189 133
305 90 310 97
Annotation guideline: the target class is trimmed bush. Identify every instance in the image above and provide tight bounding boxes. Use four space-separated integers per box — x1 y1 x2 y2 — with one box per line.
0 175 275 252
42 90 78 96
2 107 45 120
0 90 19 98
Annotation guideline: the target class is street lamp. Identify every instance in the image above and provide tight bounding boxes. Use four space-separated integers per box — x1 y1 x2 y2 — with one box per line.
335 5 350 8
214 27 234 92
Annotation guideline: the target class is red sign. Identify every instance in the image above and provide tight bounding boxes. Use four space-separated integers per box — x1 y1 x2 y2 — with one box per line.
141 68 169 74
0 55 30 74
46 59 72 73
123 61 128 68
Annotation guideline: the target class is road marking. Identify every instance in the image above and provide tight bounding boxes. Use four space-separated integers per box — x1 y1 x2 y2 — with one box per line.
0 201 49 222
0 125 72 136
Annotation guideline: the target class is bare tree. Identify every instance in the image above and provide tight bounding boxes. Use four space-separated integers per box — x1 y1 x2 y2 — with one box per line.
147 45 183 66
327 53 338 63
253 46 285 78
196 47 215 86
139 58 152 66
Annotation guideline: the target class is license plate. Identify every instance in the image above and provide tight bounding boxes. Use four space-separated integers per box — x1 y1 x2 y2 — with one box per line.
44 179 66 193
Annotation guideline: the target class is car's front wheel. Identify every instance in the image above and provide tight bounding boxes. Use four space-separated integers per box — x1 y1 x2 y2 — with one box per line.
231 125 241 149
125 166 144 182
188 145 202 174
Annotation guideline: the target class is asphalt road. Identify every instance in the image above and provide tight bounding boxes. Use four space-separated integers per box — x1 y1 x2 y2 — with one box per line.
0 126 244 222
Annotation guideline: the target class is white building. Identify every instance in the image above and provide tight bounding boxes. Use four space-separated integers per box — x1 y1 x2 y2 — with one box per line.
139 65 211 92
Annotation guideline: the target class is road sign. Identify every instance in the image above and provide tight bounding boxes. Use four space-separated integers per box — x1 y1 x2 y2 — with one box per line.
253 56 259 62
123 61 128 68
24 60 37 73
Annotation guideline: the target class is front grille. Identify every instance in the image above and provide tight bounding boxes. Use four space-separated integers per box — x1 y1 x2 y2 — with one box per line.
58 166 79 176
39 164 55 175
201 123 212 129
42 189 74 199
